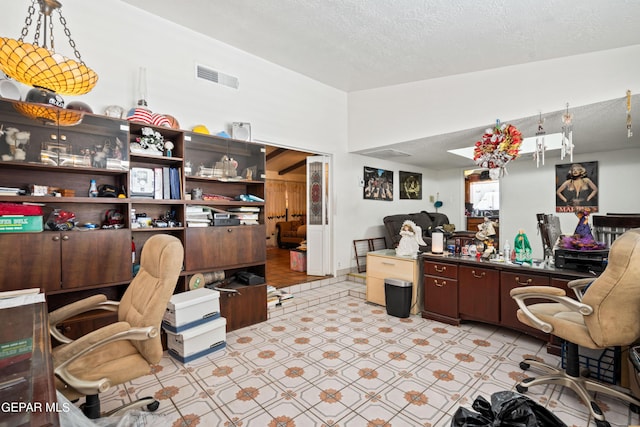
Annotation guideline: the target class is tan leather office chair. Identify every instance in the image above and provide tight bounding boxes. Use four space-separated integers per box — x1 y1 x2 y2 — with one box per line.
49 234 184 419
511 228 640 427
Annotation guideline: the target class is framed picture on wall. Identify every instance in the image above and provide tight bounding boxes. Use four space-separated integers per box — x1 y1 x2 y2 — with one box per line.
399 171 422 199
363 167 393 201
555 161 599 213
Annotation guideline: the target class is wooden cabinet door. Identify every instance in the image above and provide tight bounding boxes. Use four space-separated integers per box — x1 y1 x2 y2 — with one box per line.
458 265 499 323
61 229 131 289
220 284 267 332
186 225 266 271
500 271 549 335
423 275 458 318
0 232 61 292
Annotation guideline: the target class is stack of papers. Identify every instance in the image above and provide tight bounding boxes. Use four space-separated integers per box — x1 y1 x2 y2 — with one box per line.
0 288 44 309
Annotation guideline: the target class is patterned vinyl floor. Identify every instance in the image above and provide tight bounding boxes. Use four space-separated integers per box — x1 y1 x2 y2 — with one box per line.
94 279 639 427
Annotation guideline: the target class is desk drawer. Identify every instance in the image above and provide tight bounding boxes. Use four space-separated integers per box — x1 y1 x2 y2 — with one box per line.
367 257 414 280
424 261 458 279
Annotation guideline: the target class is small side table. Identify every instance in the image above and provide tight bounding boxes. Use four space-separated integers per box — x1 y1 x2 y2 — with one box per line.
290 248 307 272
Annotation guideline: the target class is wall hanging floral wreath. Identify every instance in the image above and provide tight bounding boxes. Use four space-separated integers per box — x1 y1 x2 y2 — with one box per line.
473 121 523 177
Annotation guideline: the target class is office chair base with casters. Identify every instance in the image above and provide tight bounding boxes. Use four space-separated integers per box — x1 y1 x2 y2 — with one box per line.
80 394 160 419
515 342 640 427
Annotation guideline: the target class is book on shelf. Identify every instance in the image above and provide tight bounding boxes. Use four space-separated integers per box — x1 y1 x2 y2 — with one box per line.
187 222 210 227
228 206 260 212
169 167 182 199
154 167 163 199
0 187 21 196
232 212 259 218
163 166 171 199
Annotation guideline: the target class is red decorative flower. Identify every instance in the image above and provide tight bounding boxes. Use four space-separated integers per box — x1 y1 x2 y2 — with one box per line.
473 122 523 169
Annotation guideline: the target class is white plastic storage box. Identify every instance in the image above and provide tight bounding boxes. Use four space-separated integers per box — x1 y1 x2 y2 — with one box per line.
162 288 220 333
165 317 227 363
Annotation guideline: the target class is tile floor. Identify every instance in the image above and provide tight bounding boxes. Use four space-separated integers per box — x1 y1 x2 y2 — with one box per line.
95 279 640 427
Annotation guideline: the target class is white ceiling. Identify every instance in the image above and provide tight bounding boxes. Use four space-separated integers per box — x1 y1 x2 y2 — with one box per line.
122 0 640 92
121 0 640 169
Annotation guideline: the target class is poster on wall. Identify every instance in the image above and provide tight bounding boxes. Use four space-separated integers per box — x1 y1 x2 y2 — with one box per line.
555 161 599 213
399 171 422 199
363 167 393 201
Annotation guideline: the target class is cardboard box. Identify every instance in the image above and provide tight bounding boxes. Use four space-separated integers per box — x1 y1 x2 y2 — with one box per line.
290 249 307 272
165 317 226 363
162 288 220 333
0 215 43 233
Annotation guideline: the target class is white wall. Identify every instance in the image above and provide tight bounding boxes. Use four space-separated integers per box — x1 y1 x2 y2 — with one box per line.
436 147 640 258
348 44 640 264
348 45 640 152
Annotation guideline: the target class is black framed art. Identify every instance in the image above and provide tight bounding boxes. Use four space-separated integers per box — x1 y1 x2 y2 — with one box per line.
399 171 422 199
555 161 599 213
363 167 393 200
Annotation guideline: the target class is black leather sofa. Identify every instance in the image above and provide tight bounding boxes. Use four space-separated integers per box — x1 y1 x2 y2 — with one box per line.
383 211 474 251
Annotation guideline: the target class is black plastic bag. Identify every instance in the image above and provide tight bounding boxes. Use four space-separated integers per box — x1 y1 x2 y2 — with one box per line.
451 391 567 427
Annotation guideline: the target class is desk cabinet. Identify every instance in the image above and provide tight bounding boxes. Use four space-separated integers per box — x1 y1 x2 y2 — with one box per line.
366 250 420 315
499 271 550 339
423 260 459 323
421 254 590 344
459 265 500 323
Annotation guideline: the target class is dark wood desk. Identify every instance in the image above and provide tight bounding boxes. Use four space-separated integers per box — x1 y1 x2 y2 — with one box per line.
422 254 591 354
0 302 60 427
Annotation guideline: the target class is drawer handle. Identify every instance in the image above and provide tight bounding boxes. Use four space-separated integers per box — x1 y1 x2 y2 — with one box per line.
382 261 395 266
227 228 233 233
434 279 447 287
434 265 446 273
471 270 485 279
515 277 533 286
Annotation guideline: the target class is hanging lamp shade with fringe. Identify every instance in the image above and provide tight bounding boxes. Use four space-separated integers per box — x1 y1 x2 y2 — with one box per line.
0 0 98 96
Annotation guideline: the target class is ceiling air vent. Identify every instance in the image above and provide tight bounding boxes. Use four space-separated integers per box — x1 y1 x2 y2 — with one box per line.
362 148 411 159
196 64 239 89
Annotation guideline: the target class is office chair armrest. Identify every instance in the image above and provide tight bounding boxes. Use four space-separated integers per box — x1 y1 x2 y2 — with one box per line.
49 294 120 344
567 277 595 301
510 286 594 333
54 321 158 396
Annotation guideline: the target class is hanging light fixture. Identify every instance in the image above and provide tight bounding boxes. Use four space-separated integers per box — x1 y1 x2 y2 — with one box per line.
0 0 98 97
533 112 546 168
560 103 573 161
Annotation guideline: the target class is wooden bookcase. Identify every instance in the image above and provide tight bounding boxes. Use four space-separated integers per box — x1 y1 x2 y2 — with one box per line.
0 98 267 335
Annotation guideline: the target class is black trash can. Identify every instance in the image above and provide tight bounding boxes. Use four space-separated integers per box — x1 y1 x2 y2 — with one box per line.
384 278 412 318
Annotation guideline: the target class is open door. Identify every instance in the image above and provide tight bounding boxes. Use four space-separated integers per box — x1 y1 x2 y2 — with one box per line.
306 155 331 276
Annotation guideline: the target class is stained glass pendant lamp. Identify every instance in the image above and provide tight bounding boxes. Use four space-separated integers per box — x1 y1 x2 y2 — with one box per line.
0 0 98 97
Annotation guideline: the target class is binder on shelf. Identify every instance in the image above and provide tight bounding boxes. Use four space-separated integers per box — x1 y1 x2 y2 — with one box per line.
154 168 163 199
169 167 181 199
162 167 171 199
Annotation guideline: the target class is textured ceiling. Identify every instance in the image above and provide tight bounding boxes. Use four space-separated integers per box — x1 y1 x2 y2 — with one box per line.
122 0 640 92
121 0 640 170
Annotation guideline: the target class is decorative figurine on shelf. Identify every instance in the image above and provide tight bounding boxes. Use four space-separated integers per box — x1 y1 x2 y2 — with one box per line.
0 126 30 162
396 220 426 256
165 141 174 157
475 216 497 243
514 229 533 264
560 208 607 251
130 127 164 155
481 238 496 259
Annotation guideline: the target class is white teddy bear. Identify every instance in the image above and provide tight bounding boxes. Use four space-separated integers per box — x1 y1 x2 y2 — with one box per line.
1 126 30 161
